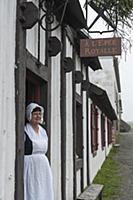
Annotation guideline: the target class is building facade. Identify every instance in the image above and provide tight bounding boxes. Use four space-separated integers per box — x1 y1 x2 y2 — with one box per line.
0 0 121 200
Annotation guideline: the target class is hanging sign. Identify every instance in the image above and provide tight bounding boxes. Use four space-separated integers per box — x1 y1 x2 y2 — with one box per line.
80 37 121 57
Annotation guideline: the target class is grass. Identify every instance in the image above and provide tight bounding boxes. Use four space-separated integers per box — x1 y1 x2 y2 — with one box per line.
93 147 122 200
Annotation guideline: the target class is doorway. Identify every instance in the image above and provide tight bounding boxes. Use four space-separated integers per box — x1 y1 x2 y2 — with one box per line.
26 69 48 128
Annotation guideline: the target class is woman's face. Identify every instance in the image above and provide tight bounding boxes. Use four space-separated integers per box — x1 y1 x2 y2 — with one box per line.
30 111 42 125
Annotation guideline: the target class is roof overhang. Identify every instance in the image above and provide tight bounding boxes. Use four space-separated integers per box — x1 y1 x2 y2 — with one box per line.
54 0 87 29
89 83 117 121
82 57 102 71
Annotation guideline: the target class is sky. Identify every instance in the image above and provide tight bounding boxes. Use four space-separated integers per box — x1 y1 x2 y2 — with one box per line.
79 0 133 122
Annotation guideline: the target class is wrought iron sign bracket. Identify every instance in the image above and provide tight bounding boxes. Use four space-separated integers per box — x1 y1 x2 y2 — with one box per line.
86 1 118 34
63 57 74 73
19 0 69 32
19 1 64 67
39 0 69 32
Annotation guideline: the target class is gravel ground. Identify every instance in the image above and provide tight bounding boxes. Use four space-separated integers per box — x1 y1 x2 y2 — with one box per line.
113 131 133 200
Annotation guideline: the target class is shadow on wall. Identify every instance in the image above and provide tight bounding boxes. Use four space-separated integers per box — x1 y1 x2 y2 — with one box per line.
120 119 131 132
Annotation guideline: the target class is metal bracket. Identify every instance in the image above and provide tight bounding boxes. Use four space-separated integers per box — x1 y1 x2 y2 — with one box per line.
86 1 117 34
74 71 83 84
48 36 62 57
39 0 69 32
82 80 90 91
63 57 74 73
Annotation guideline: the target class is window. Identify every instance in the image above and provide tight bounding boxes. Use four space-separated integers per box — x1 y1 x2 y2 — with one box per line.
90 103 99 154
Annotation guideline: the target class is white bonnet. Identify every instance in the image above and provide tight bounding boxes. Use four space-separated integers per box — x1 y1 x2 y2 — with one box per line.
26 103 44 124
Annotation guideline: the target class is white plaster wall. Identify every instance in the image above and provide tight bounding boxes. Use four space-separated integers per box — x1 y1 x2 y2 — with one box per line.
99 57 116 110
89 57 117 112
66 36 73 200
50 26 62 200
75 57 88 193
76 170 81 196
88 100 112 183
74 59 88 192
104 117 112 156
0 0 16 199
26 0 46 64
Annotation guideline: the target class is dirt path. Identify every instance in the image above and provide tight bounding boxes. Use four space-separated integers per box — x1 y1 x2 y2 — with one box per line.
114 132 133 200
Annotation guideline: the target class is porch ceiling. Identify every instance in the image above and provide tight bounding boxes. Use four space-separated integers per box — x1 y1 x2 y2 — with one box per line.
82 57 102 71
89 83 117 121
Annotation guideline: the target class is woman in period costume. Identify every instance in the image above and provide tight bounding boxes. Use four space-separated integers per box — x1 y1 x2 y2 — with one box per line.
24 103 54 200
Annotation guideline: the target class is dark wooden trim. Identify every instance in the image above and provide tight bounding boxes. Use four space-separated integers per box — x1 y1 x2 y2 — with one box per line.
75 92 82 104
72 47 77 200
15 0 27 199
61 25 67 200
45 23 52 161
80 63 84 192
26 50 48 81
86 67 90 185
65 25 74 45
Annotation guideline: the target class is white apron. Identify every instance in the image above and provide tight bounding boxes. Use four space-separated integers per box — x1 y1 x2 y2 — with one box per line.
24 123 54 200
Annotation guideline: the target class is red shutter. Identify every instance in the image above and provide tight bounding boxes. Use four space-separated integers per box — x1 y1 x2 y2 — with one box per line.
91 104 99 153
107 119 113 145
91 104 95 153
95 108 99 150
109 122 113 144
101 114 105 148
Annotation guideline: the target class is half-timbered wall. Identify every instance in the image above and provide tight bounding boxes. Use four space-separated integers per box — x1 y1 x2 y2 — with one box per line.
50 26 62 200
75 54 82 96
82 67 88 188
26 0 46 64
66 36 74 200
75 55 88 195
26 11 62 198
75 54 82 196
88 100 112 183
0 0 16 199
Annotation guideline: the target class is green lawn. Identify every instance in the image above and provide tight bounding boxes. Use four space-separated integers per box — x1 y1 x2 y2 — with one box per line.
93 147 122 200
